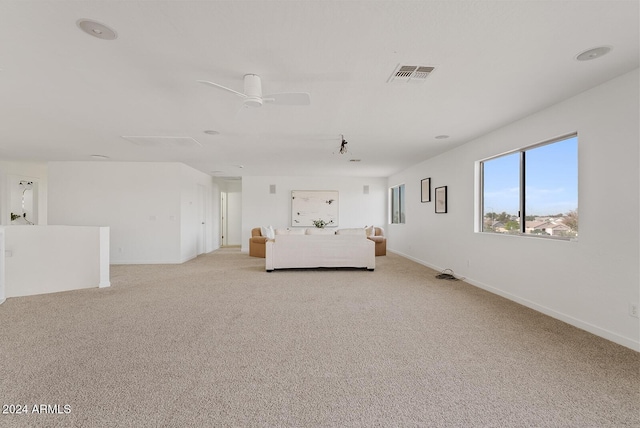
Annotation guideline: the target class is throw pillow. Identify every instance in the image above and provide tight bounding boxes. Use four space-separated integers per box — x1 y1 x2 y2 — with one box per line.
261 225 275 239
365 225 375 237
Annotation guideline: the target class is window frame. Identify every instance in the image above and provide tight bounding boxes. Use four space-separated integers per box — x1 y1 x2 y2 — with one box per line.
478 133 578 240
389 183 406 224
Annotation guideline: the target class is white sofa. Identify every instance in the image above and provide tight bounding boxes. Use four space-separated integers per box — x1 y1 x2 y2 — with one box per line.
265 234 375 271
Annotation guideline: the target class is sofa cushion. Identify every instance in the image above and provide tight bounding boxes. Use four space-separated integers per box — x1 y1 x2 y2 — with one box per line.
368 236 385 243
336 228 366 236
305 228 336 235
365 225 375 237
275 228 306 235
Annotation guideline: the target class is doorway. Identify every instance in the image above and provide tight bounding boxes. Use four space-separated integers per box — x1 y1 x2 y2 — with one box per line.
197 184 207 255
220 191 228 247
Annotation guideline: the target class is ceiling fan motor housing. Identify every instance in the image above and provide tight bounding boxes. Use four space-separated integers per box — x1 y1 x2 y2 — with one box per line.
243 74 263 107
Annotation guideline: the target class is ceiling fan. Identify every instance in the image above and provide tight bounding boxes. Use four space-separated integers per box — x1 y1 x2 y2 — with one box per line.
197 74 310 108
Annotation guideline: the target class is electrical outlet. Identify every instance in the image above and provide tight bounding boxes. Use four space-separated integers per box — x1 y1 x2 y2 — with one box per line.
630 303 639 318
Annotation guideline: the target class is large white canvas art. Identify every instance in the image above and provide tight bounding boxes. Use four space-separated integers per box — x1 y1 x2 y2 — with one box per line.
291 190 339 227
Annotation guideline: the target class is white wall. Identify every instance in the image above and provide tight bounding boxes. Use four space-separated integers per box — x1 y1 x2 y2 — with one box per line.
387 69 639 350
48 162 216 264
3 225 109 298
242 176 387 252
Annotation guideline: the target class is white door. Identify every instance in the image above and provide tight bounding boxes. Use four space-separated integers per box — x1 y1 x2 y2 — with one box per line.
220 192 227 247
197 184 206 255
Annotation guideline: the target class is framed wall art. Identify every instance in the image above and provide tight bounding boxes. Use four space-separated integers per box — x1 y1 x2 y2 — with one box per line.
435 186 447 214
291 190 339 227
421 178 431 203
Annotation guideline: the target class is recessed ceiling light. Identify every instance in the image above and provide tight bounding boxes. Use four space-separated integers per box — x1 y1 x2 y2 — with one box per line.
90 154 110 160
435 135 450 139
349 159 362 162
204 130 220 135
76 19 118 40
236 165 244 169
575 46 612 61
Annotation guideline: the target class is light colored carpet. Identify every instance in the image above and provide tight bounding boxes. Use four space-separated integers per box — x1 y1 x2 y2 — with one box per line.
0 248 638 427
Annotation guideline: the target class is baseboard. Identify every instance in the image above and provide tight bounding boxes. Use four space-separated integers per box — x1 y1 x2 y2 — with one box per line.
389 249 442 271
179 254 198 264
110 253 201 265
388 249 640 352
111 259 187 265
466 277 640 352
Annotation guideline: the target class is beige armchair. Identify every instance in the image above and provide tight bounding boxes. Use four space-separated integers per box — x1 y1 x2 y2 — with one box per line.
368 227 387 256
249 227 268 258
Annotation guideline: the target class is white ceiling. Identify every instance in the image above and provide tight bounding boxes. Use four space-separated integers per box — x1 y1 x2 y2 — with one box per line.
0 1 638 178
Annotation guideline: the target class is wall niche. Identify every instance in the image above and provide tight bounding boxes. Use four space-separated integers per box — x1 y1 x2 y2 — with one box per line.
10 176 38 225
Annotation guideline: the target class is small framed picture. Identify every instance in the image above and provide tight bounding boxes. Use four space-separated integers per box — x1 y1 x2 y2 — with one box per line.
435 186 447 213
421 178 431 203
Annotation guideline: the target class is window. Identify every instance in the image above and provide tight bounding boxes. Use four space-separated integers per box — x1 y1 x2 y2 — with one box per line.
480 134 578 239
390 184 405 224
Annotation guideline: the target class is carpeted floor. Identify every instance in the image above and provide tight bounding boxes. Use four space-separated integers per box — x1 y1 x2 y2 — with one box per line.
0 248 638 427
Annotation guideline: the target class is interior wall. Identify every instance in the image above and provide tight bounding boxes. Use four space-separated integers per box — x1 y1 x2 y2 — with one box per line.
48 162 214 264
3 225 108 298
387 69 639 350
242 176 387 252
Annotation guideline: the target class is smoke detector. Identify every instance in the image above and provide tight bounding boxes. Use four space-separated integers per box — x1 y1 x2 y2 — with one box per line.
387 64 435 83
575 46 612 61
76 19 118 40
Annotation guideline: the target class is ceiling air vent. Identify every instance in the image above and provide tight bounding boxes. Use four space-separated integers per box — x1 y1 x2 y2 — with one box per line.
121 136 202 148
387 65 435 83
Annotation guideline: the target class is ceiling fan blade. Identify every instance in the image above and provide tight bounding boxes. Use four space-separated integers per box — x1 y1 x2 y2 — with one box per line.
197 80 247 98
263 92 311 106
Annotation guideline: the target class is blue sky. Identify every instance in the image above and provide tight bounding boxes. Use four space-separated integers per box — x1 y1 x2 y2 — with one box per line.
483 136 578 216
